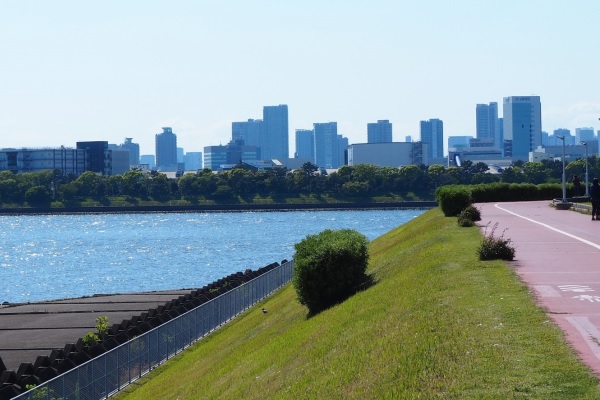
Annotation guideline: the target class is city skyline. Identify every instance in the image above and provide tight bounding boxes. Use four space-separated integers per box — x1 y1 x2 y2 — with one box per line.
2 1 599 156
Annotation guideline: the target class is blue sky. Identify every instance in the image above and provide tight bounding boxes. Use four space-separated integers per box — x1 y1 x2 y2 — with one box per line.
2 1 599 157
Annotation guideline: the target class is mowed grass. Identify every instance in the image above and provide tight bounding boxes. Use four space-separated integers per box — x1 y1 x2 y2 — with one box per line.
115 209 600 399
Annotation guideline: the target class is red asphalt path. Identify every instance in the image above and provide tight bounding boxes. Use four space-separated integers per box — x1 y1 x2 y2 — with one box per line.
478 201 600 375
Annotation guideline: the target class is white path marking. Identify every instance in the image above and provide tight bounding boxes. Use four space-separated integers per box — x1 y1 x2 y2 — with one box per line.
494 203 600 250
566 317 600 361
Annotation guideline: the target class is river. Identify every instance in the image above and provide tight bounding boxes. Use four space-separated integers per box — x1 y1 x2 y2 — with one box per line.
0 209 425 303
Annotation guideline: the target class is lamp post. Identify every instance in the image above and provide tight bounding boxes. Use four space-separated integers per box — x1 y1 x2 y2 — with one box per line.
582 141 589 197
557 135 567 203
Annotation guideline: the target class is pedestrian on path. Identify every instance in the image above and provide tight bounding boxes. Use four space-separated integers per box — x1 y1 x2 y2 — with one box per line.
572 175 581 196
590 178 600 220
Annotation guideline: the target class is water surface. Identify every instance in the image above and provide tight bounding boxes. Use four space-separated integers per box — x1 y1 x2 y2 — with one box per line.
0 209 424 303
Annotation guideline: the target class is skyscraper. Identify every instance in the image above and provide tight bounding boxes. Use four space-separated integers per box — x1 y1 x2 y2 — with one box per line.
503 96 541 161
475 103 498 147
262 105 289 160
420 119 444 159
121 137 140 165
575 127 595 143
155 127 178 171
367 120 393 143
314 122 339 168
295 129 315 160
232 119 263 148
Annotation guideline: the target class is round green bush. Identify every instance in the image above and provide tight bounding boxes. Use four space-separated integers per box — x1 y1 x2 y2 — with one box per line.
292 229 369 313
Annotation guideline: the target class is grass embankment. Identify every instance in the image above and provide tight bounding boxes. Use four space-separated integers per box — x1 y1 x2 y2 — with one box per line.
115 209 600 399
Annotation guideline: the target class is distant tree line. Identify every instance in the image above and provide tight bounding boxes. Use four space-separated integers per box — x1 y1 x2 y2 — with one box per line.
1 157 600 207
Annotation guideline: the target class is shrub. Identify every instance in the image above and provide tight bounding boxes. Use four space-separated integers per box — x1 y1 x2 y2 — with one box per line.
96 316 109 337
435 186 472 217
459 205 481 222
457 215 475 227
82 332 99 347
293 229 369 314
478 223 516 261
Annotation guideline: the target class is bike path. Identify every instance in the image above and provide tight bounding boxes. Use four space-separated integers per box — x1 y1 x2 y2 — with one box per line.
478 201 600 375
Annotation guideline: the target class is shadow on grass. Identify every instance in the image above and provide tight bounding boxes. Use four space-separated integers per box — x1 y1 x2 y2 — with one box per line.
305 273 377 319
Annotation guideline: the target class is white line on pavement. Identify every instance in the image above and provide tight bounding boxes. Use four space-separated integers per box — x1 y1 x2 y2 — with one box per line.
494 203 600 250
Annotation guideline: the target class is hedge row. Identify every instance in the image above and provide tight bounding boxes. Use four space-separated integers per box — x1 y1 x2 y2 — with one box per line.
435 183 564 216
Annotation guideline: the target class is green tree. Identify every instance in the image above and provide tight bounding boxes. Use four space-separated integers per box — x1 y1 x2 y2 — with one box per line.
25 186 52 207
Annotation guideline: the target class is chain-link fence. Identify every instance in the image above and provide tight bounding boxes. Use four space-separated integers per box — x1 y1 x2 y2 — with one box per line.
14 260 294 400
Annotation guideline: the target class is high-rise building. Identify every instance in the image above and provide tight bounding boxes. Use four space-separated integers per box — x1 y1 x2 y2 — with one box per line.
503 96 541 161
184 152 202 171
312 123 348 168
155 127 178 171
314 122 338 168
121 138 140 165
262 105 289 160
295 129 314 160
575 127 595 143
367 120 393 143
476 103 498 147
420 119 444 159
232 119 263 148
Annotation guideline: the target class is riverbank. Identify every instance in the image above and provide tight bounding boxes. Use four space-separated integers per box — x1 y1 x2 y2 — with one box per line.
0 201 436 215
114 207 600 399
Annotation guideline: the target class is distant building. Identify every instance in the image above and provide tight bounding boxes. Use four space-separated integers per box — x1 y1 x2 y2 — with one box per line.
476 103 498 147
204 139 260 171
367 120 392 143
420 119 444 159
503 96 542 161
76 141 110 175
314 122 347 168
295 129 314 160
155 127 178 171
203 145 227 171
184 152 202 171
262 105 289 160
0 147 86 175
232 119 263 149
140 155 155 170
575 127 595 143
448 136 473 150
347 142 428 167
121 138 140 164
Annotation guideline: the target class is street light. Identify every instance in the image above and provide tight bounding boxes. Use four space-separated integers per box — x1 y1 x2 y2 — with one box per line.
557 135 567 203
581 141 589 197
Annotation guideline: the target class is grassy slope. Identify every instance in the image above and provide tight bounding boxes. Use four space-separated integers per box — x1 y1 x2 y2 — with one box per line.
115 209 600 399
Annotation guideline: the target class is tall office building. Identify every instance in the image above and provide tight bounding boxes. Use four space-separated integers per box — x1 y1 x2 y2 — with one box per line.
262 105 289 160
121 138 140 165
503 96 541 161
575 127 595 143
155 127 178 171
367 120 393 143
232 119 263 149
295 129 315 160
420 119 444 159
476 103 498 147
314 122 339 168
312 123 348 168
184 152 202 171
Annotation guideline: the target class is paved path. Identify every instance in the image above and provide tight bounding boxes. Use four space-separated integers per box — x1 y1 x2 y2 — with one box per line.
478 201 600 375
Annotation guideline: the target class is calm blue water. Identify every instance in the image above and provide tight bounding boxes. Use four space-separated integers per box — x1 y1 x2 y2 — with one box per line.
0 209 424 304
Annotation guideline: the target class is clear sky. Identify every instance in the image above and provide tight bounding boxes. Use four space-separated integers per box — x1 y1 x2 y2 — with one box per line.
2 0 599 157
